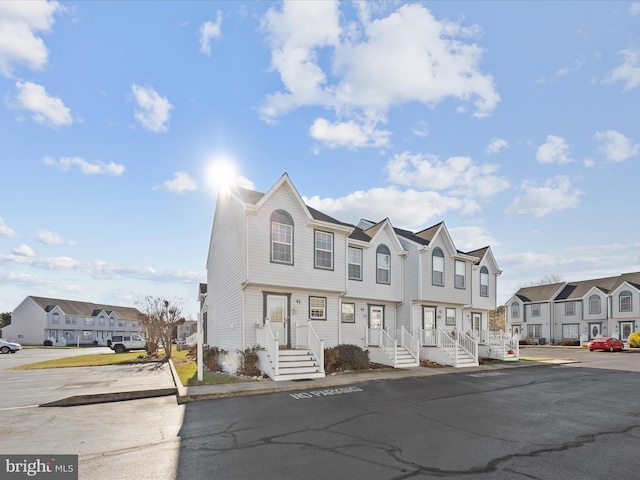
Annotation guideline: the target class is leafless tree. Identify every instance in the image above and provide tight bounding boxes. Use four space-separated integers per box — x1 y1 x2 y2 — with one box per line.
519 274 564 288
136 296 185 361
489 305 505 331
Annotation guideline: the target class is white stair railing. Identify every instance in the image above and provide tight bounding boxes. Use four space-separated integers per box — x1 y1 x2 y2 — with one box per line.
307 322 325 374
256 320 279 377
457 329 478 363
396 327 419 361
420 328 438 346
381 328 397 365
437 328 457 364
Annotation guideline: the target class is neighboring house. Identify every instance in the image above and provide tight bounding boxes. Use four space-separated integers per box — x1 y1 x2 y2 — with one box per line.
1 296 144 346
207 173 508 381
505 272 640 344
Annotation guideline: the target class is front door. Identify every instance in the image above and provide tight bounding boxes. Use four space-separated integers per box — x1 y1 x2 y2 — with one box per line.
588 323 602 340
369 305 384 346
620 321 634 342
266 295 288 347
472 313 481 331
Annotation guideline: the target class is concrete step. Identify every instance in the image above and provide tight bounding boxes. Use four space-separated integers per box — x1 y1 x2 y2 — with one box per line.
277 365 322 375
279 349 311 356
279 360 318 368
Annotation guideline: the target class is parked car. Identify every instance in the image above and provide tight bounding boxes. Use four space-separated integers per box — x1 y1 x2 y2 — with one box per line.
588 337 624 352
109 335 147 354
0 338 22 354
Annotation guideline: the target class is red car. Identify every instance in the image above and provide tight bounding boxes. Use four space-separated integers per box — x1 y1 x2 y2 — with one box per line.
588 337 624 352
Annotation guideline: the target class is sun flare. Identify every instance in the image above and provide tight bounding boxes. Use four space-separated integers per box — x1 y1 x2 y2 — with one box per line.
205 157 239 194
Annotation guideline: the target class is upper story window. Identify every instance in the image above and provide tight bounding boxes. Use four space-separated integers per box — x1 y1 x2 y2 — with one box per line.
85 317 95 326
480 266 489 297
531 304 540 316
565 302 575 316
432 247 444 286
620 290 632 312
348 247 362 280
52 312 60 324
511 302 520 318
314 231 333 270
270 210 294 265
589 295 601 314
109 317 115 326
376 245 391 284
99 315 105 326
454 260 466 289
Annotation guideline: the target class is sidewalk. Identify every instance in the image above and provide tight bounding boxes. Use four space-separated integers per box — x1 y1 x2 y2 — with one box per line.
168 357 576 404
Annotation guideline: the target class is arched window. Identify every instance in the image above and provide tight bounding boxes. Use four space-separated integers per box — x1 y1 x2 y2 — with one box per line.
589 295 600 314
620 290 632 312
511 302 520 318
480 266 489 297
52 312 60 324
432 247 444 286
99 315 105 326
270 210 294 264
376 245 390 284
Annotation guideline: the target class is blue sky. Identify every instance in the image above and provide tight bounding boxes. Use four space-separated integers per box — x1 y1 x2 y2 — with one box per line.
1 1 639 319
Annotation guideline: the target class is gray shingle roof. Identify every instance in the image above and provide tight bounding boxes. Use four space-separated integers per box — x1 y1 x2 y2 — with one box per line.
28 296 142 320
514 283 565 303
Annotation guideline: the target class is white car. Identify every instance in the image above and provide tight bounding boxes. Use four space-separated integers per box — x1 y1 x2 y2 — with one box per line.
109 335 147 354
0 338 21 354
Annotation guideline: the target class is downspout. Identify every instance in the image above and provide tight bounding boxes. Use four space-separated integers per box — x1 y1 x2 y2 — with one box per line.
242 212 250 351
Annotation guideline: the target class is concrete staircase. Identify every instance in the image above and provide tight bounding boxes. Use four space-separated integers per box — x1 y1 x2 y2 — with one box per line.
271 349 325 381
453 347 479 367
394 345 421 368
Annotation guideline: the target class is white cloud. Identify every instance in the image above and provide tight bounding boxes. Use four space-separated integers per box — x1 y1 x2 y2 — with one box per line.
260 2 499 148
305 186 479 231
411 121 429 138
604 48 640 91
505 175 583 217
385 152 509 198
309 117 390 149
35 229 75 245
12 244 35 257
486 137 508 154
43 156 125 175
0 218 17 237
0 0 61 77
13 81 72 128
163 172 198 193
594 130 639 162
630 3 640 16
131 84 173 132
199 11 222 55
536 135 572 164
449 225 499 250
583 158 596 168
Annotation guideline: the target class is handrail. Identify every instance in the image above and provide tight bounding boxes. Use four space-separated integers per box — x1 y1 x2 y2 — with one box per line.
437 328 457 364
420 328 438 346
396 327 419 361
457 329 478 363
307 322 325 374
256 320 279 377
381 328 397 365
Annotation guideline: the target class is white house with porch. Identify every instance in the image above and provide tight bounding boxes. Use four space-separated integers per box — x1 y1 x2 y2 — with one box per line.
206 173 511 381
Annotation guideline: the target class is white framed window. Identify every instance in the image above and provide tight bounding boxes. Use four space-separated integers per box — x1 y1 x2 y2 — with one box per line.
314 231 334 270
454 260 466 289
589 295 601 314
620 290 632 312
432 248 444 286
511 302 520 318
348 247 362 280
85 317 95 326
99 315 105 326
52 312 60 324
565 302 575 316
531 304 540 316
109 317 115 326
562 324 579 339
270 210 294 265
376 245 391 284
118 319 126 327
341 303 355 323
446 308 456 326
527 324 541 338
309 297 326 320
480 266 489 297
82 330 92 340
63 330 75 340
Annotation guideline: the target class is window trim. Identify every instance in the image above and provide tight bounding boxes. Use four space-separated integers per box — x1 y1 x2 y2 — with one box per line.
531 304 540 317
52 312 60 324
341 302 355 323
562 323 579 339
309 296 327 320
589 294 601 314
432 247 444 286
511 302 520 318
619 290 632 312
314 230 334 270
445 307 456 326
348 246 363 281
454 260 466 289
480 266 489 297
527 324 542 338
565 301 575 316
376 244 391 285
270 210 294 266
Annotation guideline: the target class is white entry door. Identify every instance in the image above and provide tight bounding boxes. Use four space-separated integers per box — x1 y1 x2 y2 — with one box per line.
369 306 384 346
472 313 481 331
620 322 633 342
266 295 288 347
588 323 601 340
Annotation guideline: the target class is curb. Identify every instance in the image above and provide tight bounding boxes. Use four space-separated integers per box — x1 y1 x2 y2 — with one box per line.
39 388 178 407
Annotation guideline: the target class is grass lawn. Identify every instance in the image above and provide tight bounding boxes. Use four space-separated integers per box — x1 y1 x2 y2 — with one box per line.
170 348 253 387
519 356 553 361
11 351 152 370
